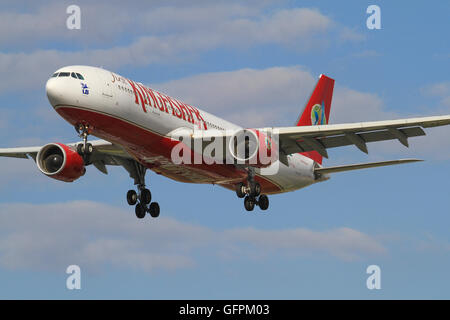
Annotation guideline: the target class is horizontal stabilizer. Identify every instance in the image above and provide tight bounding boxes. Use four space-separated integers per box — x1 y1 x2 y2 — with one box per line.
315 159 423 175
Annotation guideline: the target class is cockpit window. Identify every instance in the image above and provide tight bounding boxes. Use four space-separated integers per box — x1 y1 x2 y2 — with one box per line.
53 71 84 79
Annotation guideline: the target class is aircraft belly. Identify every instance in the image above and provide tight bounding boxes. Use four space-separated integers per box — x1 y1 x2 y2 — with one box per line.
256 155 316 193
54 105 289 193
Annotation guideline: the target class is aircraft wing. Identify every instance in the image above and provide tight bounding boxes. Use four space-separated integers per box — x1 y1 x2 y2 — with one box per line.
0 139 129 158
315 158 423 175
0 139 133 174
272 115 450 158
0 146 42 159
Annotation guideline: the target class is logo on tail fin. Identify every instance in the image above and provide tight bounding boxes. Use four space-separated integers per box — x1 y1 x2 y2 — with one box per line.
311 101 326 125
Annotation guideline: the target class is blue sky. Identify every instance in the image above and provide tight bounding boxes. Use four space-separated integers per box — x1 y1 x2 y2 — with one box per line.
0 0 449 299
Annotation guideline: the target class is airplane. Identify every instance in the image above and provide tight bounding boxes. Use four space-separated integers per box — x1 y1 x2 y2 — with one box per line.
1 65 449 219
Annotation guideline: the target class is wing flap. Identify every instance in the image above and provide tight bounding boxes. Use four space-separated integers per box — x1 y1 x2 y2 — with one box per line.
315 158 423 175
276 114 449 156
283 126 425 154
277 115 450 138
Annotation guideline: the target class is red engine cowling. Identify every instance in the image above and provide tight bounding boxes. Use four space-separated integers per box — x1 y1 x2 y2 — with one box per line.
228 129 278 168
36 143 85 182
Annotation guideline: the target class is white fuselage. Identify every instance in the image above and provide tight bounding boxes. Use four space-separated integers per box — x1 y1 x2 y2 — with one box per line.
46 65 323 194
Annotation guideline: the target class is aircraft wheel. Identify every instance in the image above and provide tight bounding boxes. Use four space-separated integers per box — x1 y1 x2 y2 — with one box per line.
258 195 269 210
77 143 93 155
76 143 83 155
127 190 137 206
140 188 151 205
77 144 93 164
135 203 146 219
244 196 255 211
149 202 160 218
250 182 261 197
86 143 93 154
236 182 246 198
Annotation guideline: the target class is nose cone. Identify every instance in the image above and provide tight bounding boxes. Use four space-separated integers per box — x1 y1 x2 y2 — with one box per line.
46 78 63 106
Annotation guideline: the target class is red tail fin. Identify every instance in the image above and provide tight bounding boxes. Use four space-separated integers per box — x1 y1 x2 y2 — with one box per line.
296 74 334 165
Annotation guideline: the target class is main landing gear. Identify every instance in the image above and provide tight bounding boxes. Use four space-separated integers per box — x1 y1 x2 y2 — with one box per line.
74 123 160 219
235 169 269 212
123 161 160 219
126 185 160 219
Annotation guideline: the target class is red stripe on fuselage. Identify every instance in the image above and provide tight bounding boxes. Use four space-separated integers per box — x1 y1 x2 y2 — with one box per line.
54 105 283 194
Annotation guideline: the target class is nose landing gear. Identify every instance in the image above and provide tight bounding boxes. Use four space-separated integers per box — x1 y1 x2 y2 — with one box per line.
75 123 93 162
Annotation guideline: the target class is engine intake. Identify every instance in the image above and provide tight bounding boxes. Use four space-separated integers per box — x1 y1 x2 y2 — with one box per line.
36 143 85 182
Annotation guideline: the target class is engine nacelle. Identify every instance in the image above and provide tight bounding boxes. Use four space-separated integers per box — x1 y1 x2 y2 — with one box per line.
36 143 85 182
228 129 278 168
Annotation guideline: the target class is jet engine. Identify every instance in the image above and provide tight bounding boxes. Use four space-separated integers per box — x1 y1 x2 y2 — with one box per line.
36 143 85 182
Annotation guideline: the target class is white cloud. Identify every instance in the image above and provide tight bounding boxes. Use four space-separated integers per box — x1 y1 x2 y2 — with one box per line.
0 3 331 48
331 87 397 123
338 26 366 43
0 3 67 46
0 201 385 272
0 4 364 94
0 2 150 46
152 66 398 127
153 66 317 127
224 227 386 261
421 82 450 108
